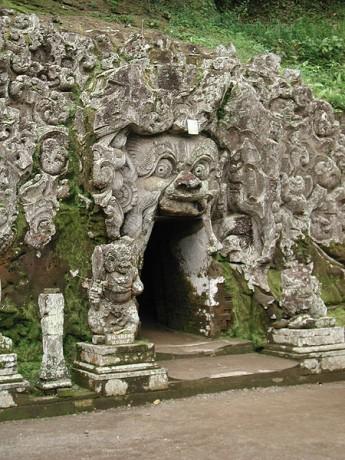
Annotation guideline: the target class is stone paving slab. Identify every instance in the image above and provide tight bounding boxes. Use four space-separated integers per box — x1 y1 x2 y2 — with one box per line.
161 353 298 381
140 324 253 359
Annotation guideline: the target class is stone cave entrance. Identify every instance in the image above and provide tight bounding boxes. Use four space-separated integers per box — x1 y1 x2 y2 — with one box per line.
138 217 208 335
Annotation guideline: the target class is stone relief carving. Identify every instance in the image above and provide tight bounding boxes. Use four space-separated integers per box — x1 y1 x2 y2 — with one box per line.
124 134 223 253
278 262 333 329
88 237 143 344
19 131 69 249
1 10 345 346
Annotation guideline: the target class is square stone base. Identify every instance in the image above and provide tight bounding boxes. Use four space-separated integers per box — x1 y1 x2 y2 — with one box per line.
0 353 30 407
0 390 16 409
0 373 29 392
36 377 72 391
73 341 168 396
266 327 345 374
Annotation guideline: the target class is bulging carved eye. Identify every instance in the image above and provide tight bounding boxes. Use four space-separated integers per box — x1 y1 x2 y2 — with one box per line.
155 158 174 178
193 162 209 180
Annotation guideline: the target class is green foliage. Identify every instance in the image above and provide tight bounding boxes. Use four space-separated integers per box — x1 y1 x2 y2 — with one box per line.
116 14 135 26
106 0 119 13
155 0 345 109
4 0 345 107
1 298 42 384
18 361 41 386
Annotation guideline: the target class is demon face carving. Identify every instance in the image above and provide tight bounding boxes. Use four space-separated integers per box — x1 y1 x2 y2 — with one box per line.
122 134 221 251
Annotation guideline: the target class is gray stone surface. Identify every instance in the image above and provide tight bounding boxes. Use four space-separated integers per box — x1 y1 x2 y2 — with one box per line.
160 353 297 381
0 390 15 409
270 327 345 347
140 324 253 358
74 340 168 396
267 326 345 373
0 353 17 376
1 12 345 335
0 332 28 405
0 334 12 354
1 10 345 387
38 290 71 390
87 237 143 343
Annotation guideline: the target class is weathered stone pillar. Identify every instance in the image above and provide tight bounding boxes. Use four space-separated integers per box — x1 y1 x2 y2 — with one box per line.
37 289 71 391
0 333 29 408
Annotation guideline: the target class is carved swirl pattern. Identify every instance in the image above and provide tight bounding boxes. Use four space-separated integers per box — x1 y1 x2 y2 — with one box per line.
1 12 345 331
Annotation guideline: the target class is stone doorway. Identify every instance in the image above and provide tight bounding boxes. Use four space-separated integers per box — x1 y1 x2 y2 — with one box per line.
139 217 196 331
138 217 227 337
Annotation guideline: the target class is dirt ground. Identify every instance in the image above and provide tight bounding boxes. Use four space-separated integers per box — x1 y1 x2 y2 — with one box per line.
1 382 345 460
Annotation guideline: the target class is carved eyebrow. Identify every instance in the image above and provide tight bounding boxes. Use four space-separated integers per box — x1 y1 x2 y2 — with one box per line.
191 154 213 168
153 143 176 157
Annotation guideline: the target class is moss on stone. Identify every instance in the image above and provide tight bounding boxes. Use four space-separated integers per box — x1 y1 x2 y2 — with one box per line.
267 269 282 301
217 87 232 121
52 122 107 361
328 305 345 327
293 237 345 307
0 103 107 381
218 258 268 347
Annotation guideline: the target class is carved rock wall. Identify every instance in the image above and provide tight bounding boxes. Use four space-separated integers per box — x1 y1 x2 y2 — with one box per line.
1 10 345 351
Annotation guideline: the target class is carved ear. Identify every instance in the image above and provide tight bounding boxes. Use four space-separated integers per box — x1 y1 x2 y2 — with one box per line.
91 245 105 280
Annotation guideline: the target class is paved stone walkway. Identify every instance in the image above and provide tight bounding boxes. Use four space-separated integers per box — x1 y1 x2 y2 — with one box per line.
1 382 345 460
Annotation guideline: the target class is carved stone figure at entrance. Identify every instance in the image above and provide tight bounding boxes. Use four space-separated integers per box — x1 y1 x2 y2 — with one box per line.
278 262 333 329
88 237 143 344
87 134 225 339
92 134 223 255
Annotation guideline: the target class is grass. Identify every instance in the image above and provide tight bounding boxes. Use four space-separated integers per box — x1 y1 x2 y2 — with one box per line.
1 0 344 109
154 0 345 110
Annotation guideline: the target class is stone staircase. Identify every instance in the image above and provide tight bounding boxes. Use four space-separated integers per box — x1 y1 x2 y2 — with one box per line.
140 324 298 384
2 325 345 423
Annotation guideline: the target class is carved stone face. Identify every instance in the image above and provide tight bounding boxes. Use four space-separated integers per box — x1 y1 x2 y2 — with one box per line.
40 137 68 175
310 198 340 242
104 244 133 274
127 134 219 217
314 157 341 190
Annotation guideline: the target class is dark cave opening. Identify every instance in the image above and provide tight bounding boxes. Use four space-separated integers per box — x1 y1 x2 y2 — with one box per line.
138 217 203 331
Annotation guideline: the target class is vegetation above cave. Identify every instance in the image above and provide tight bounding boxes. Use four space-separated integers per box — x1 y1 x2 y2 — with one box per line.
1 0 345 110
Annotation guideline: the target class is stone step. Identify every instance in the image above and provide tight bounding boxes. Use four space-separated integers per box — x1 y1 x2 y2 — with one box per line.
139 324 253 360
155 339 253 360
4 351 345 422
160 353 298 381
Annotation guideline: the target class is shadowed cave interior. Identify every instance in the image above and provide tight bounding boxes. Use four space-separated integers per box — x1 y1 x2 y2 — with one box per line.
138 218 203 334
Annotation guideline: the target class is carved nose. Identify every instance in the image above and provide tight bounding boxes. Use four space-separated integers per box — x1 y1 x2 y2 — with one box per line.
175 172 202 190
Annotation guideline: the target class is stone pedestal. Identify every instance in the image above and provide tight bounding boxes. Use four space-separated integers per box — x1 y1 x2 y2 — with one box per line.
73 341 169 396
37 290 71 391
266 327 345 373
0 353 29 408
